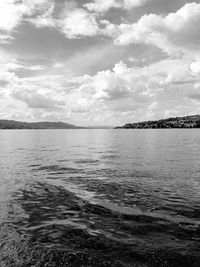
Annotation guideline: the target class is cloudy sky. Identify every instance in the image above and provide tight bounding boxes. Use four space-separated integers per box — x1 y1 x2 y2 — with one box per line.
0 0 200 126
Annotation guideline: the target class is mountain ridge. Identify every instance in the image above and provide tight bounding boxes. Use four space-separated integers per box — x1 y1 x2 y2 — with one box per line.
0 120 83 129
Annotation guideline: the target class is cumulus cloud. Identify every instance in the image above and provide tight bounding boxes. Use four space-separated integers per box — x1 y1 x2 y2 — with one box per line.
59 8 99 38
0 0 151 41
85 0 120 13
190 61 200 76
1 1 200 125
0 0 148 40
0 0 26 32
85 0 149 13
26 1 100 38
113 3 200 57
69 56 200 120
0 0 52 34
1 53 200 124
11 87 65 110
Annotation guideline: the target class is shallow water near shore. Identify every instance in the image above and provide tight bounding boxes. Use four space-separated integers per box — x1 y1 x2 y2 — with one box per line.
0 129 200 266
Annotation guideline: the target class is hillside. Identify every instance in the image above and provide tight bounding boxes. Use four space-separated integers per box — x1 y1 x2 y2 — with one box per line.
116 115 200 129
0 120 82 129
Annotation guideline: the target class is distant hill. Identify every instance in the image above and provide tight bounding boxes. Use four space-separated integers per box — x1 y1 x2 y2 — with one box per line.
0 120 83 129
116 115 200 129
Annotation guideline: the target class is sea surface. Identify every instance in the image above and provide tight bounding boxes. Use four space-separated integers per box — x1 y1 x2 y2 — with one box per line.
0 129 200 267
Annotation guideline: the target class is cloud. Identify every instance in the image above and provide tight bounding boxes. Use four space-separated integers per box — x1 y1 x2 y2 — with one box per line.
59 8 99 38
113 2 200 57
85 0 149 13
26 65 46 71
68 61 154 113
85 0 120 13
54 41 127 76
1 53 200 125
11 87 65 110
1 0 200 126
1 36 197 124
5 62 46 71
122 0 150 9
0 48 46 74
190 61 200 76
69 55 200 120
0 0 150 40
0 34 14 44
0 0 26 32
26 2 55 28
0 0 52 33
26 1 100 39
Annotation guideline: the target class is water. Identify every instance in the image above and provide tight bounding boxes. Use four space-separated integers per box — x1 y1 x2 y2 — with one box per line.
0 129 200 267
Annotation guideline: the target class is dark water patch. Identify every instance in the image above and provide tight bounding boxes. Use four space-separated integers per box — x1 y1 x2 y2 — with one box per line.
75 159 99 164
101 155 120 159
0 177 199 267
88 168 121 177
40 149 60 152
1 223 199 267
83 200 200 228
0 224 148 267
57 159 70 163
151 205 200 218
16 148 26 151
29 164 41 168
32 165 84 174
6 182 199 266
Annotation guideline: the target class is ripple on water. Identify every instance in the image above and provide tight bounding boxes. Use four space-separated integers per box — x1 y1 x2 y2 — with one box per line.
4 180 199 266
1 130 200 266
32 165 84 175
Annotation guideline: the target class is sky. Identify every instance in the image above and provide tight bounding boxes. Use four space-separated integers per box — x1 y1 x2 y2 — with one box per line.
0 0 200 126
